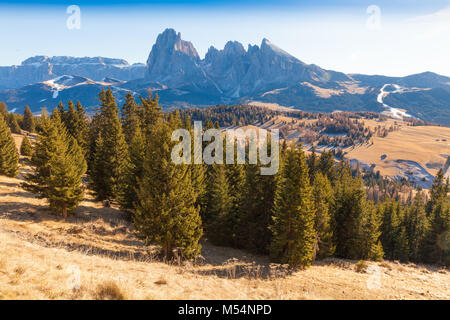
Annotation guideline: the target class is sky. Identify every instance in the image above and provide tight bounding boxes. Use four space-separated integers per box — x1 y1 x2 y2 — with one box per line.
1 0 450 77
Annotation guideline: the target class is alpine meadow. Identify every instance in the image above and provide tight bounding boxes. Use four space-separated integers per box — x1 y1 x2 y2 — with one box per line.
0 0 449 305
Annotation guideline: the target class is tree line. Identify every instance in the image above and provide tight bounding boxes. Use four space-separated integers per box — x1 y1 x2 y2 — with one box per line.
0 91 448 267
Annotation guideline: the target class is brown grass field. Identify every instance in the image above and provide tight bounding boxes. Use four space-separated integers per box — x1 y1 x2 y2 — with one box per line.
0 139 449 299
345 125 450 178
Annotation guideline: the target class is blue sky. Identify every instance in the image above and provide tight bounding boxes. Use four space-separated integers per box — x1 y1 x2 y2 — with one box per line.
1 0 450 76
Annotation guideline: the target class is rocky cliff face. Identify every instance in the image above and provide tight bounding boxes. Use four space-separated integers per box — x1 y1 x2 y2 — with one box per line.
145 29 351 99
0 56 146 90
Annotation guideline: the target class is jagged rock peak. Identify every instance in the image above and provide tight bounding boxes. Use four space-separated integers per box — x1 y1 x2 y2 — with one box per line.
151 28 199 59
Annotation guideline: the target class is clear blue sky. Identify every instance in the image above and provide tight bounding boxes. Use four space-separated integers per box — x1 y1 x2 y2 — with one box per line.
1 0 450 76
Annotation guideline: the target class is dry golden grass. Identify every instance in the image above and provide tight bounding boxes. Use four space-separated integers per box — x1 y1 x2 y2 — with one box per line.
345 125 450 177
0 146 449 300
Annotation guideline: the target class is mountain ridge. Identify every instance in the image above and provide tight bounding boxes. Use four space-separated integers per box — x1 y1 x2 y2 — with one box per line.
0 28 449 125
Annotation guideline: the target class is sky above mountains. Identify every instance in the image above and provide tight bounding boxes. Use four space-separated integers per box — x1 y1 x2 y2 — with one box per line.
1 0 450 77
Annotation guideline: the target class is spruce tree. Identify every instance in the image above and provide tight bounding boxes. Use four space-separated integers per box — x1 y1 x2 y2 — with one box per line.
0 102 7 119
22 111 86 218
318 150 336 184
379 200 409 261
206 163 233 246
237 160 275 254
360 201 384 261
62 100 89 152
89 88 130 201
405 190 430 262
225 161 245 247
120 123 145 210
333 162 383 260
22 105 35 133
269 144 316 268
121 92 141 144
307 147 319 183
7 114 21 134
133 112 202 260
312 172 335 259
423 170 449 265
0 113 19 177
20 135 33 156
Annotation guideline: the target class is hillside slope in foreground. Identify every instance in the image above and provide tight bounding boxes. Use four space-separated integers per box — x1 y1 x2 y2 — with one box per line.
0 143 449 300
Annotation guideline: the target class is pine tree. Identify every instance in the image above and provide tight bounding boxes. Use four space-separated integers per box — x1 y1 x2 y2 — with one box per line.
237 160 275 254
405 190 430 262
225 161 245 247
269 144 316 268
133 112 202 260
312 172 335 259
75 101 89 152
121 92 141 144
89 88 130 201
318 150 336 184
423 170 449 265
61 100 89 152
20 135 33 156
22 111 86 218
206 163 233 246
22 105 35 133
307 147 319 183
0 102 7 119
120 122 145 210
360 201 384 261
7 114 21 134
0 113 19 177
333 162 383 260
379 200 409 261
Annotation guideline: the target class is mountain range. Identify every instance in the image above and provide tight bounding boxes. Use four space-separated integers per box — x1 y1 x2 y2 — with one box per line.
1 28 449 125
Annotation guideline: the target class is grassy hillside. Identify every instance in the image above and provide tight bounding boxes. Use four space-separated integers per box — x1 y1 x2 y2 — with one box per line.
0 154 449 300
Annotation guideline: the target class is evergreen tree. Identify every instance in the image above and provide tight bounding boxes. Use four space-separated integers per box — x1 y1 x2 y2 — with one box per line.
237 160 275 254
0 102 7 119
121 92 141 144
89 88 130 201
7 114 21 134
333 162 383 260
63 100 88 151
206 163 233 246
120 122 145 210
405 190 430 262
380 201 409 261
423 170 449 265
318 150 336 184
134 112 202 260
307 147 319 183
360 201 384 261
22 111 86 218
20 135 33 156
0 113 19 177
225 161 245 247
312 172 335 259
269 144 316 268
74 101 89 151
22 105 35 133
